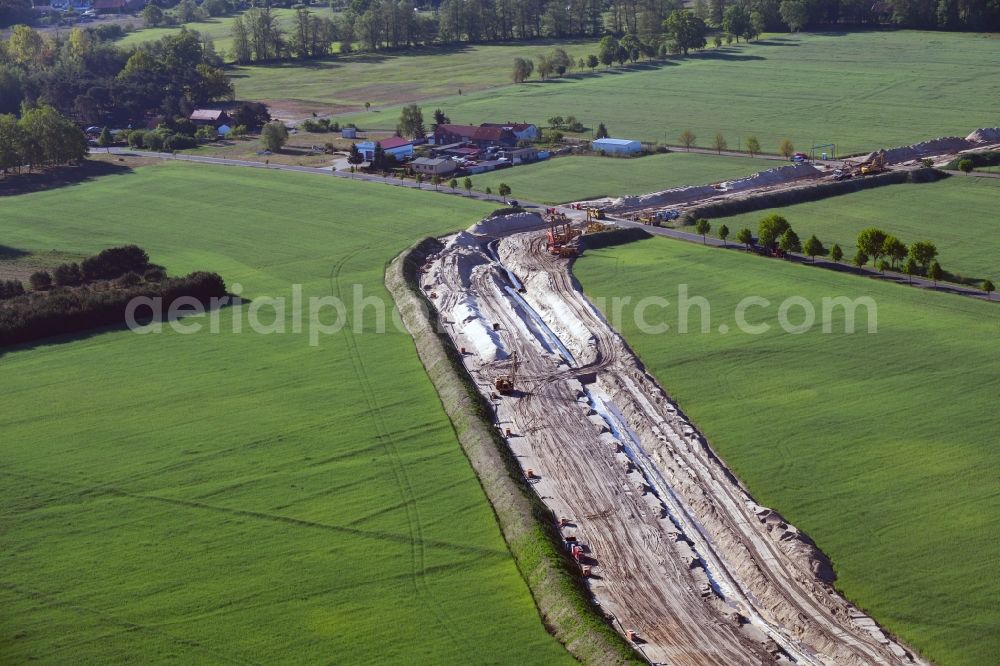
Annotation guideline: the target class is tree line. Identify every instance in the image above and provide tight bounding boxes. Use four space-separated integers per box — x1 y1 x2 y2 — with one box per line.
0 104 87 174
230 0 998 65
713 214 1000 295
0 25 233 127
0 245 227 348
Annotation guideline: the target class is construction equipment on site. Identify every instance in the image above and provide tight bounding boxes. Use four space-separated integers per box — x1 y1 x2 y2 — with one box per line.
857 152 887 176
547 212 582 257
586 207 605 221
585 221 609 234
494 351 518 395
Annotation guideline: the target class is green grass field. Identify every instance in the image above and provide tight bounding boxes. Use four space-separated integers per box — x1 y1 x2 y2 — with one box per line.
332 31 1000 154
713 175 1000 284
231 39 600 117
116 8 341 59
471 152 775 204
0 162 574 664
575 237 999 666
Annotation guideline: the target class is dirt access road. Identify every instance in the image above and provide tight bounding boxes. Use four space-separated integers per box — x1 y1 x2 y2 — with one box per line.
421 214 928 665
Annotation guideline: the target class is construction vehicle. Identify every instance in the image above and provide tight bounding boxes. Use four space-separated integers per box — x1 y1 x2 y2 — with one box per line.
585 221 609 234
586 207 605 221
858 153 887 176
655 209 680 222
494 351 518 395
547 213 582 257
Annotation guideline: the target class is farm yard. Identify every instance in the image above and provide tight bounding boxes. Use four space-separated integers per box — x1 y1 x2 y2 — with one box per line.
711 176 1000 284
335 31 1000 155
0 163 574 665
574 236 1000 666
470 152 774 204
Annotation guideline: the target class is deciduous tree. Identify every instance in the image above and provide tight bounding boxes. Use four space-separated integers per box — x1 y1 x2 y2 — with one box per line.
718 223 729 246
804 234 824 261
695 218 711 243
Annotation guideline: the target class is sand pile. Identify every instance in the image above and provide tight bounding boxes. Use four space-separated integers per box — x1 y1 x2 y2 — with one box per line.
470 212 544 235
863 136 972 164
966 127 1000 143
721 163 821 192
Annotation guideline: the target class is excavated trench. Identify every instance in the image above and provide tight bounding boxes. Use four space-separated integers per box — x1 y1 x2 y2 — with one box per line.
419 216 929 666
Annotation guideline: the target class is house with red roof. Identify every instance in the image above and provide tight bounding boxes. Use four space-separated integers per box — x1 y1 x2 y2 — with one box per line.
433 124 518 149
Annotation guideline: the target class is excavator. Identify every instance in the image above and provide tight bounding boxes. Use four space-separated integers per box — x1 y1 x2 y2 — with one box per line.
857 152 887 176
547 213 582 257
494 351 518 395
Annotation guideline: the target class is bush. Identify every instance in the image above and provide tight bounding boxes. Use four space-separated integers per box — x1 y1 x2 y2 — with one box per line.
144 267 166 282
29 271 52 291
0 279 25 300
163 133 197 151
145 132 164 151
53 263 83 287
195 125 218 141
81 245 151 281
128 130 147 149
228 125 248 137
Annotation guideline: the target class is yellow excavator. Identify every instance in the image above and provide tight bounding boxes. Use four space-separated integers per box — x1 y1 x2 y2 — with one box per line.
494 352 518 395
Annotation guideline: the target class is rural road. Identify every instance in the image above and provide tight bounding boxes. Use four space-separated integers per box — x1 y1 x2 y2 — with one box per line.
91 148 995 301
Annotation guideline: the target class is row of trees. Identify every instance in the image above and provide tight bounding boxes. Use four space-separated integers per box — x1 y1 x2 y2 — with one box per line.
0 25 233 127
713 215 998 295
0 104 87 174
228 0 999 66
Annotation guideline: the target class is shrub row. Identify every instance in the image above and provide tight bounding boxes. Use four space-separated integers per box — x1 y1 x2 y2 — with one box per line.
945 151 1000 170
0 271 226 348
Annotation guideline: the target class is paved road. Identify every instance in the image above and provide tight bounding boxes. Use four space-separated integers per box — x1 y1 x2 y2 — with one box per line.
92 147 994 302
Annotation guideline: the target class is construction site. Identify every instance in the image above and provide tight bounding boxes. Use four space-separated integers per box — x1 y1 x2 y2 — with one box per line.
577 128 1000 224
415 207 933 665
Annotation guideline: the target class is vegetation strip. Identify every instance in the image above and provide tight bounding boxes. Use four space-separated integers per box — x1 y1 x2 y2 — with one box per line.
387 237 642 666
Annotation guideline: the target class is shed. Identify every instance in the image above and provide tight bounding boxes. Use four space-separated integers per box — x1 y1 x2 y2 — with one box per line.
341 127 357 139
411 157 457 176
592 138 642 155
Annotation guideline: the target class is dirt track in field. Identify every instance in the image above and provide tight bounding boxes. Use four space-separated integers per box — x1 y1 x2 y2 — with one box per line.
421 215 928 665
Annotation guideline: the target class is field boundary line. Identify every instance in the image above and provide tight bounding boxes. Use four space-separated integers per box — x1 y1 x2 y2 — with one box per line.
386 236 644 666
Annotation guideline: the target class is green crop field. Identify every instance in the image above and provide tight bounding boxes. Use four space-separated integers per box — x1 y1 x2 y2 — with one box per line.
713 175 1000 284
470 152 775 204
575 237 999 666
0 162 574 664
333 31 1000 154
231 39 600 117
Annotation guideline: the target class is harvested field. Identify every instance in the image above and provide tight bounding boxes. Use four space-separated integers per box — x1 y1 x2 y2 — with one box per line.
0 162 575 664
576 236 1000 666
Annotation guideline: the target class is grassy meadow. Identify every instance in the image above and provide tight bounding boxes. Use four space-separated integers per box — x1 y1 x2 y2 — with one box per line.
231 39 600 117
332 31 1000 154
713 175 1000 284
471 152 775 204
116 8 342 59
575 236 1000 666
0 162 574 664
